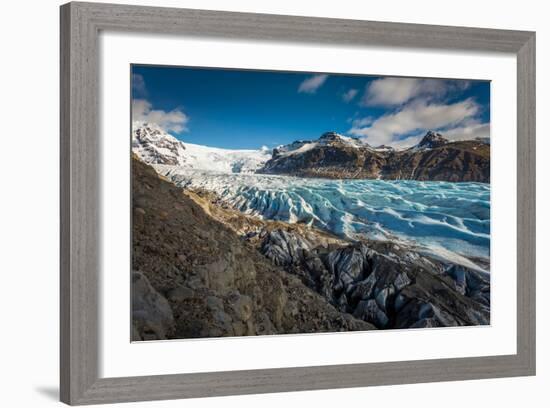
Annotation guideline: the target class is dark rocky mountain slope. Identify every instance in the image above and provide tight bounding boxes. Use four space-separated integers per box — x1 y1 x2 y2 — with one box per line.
259 131 490 182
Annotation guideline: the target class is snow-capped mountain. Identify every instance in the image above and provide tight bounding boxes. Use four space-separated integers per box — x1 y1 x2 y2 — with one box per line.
132 122 187 166
259 130 490 182
132 122 271 173
413 130 449 150
178 143 271 174
132 124 490 182
317 131 368 148
272 131 367 159
373 145 395 152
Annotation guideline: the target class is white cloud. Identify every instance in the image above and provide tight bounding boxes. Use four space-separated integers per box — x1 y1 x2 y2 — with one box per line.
442 121 490 141
348 98 480 146
361 77 470 107
132 73 147 96
350 117 374 127
132 99 189 133
298 74 329 94
342 88 358 102
390 134 425 150
384 121 490 149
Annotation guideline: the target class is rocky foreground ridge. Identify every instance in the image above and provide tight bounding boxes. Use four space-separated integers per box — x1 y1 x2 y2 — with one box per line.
132 157 490 340
260 131 490 182
132 157 374 340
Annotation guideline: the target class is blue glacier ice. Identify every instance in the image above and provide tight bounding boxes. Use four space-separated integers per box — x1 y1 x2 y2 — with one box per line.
156 167 490 266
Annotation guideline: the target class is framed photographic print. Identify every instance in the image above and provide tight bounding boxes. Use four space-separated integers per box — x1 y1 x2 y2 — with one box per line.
60 1 536 405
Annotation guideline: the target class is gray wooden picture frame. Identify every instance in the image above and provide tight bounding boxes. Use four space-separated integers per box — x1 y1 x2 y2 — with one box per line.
60 1 536 405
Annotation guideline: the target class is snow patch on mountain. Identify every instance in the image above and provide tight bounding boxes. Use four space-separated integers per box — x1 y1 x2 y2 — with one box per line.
132 122 271 173
132 122 187 166
318 131 367 148
273 131 369 158
179 142 271 173
412 131 449 150
275 141 319 157
373 145 395 152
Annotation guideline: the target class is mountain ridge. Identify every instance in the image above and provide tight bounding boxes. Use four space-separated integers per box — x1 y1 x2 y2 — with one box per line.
132 123 490 182
414 130 448 149
132 122 270 173
260 130 490 182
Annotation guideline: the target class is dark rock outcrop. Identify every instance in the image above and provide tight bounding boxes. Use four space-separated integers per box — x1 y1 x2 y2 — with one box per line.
132 271 176 340
257 229 490 329
416 131 448 149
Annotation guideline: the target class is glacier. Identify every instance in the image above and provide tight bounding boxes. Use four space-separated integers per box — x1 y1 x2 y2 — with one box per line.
180 142 271 174
154 166 490 269
132 121 271 172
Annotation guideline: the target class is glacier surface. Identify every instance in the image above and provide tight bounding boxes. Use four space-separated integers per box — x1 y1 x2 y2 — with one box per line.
132 121 271 172
155 166 490 269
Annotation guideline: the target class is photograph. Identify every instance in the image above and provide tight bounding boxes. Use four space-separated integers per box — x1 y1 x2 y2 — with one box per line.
131 65 491 341
1 0 542 406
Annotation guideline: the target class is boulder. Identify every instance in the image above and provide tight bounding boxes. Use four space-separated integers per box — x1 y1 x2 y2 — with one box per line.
227 292 253 322
354 299 389 328
132 271 175 340
260 229 311 266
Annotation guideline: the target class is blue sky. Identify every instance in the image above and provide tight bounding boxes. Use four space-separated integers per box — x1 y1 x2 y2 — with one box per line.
131 65 490 150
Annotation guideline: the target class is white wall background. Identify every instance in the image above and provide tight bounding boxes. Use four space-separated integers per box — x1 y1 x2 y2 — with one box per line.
0 0 546 407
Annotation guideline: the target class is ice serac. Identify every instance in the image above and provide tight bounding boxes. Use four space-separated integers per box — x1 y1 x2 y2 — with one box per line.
132 122 271 173
259 130 490 182
155 168 491 267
